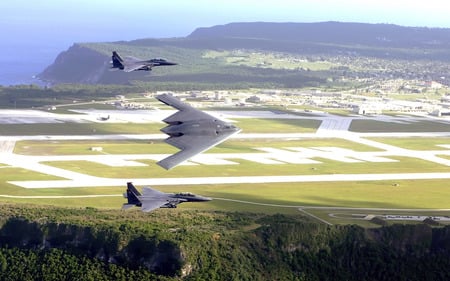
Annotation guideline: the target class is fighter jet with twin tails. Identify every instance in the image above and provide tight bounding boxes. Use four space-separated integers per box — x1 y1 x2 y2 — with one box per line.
111 51 177 72
156 94 241 170
122 182 212 212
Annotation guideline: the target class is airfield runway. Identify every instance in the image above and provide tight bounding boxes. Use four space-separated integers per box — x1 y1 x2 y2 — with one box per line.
4 133 450 188
2 108 450 225
3 109 450 190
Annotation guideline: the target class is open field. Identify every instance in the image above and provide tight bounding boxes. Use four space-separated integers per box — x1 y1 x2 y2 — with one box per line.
366 137 450 150
2 113 450 226
0 117 322 135
14 138 378 155
40 156 450 178
203 50 336 71
0 123 163 135
232 118 321 133
0 180 448 218
350 120 450 132
15 140 176 155
0 168 63 184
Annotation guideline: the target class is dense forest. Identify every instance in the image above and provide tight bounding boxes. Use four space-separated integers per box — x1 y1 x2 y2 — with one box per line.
0 204 448 280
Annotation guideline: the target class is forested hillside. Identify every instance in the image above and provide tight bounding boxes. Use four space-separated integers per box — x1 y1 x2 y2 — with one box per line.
37 22 450 86
189 22 450 49
0 205 448 280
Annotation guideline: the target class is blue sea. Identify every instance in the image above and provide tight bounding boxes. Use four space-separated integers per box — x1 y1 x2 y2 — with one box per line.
0 25 185 86
0 43 65 86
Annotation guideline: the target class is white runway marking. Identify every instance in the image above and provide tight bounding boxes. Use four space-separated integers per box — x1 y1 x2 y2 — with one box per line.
9 172 450 189
0 194 121 199
2 110 450 190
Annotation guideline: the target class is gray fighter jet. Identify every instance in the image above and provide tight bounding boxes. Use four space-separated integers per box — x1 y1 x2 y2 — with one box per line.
122 182 212 212
156 94 241 170
111 51 177 72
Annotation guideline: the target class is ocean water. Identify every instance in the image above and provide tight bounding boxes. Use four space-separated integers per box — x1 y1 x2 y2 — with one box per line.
0 26 183 86
0 43 65 86
0 17 187 87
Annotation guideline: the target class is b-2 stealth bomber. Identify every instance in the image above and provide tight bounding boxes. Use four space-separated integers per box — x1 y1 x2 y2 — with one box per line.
122 182 212 212
111 51 177 72
156 94 241 170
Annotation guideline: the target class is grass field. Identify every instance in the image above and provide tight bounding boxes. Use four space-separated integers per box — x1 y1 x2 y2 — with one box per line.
203 50 335 71
0 123 163 135
15 140 176 155
0 167 64 195
0 117 321 135
350 120 450 132
14 138 378 155
0 180 448 215
39 156 450 179
2 117 450 225
233 118 321 133
1 166 449 226
366 137 450 150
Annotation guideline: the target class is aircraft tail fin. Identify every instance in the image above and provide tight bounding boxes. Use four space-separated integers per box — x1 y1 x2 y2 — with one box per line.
112 51 125 69
125 182 142 205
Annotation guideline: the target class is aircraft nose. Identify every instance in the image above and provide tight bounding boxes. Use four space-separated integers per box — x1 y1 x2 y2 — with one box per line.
166 61 177 65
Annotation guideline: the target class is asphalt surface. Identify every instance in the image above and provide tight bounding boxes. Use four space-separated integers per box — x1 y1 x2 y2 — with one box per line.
2 109 450 191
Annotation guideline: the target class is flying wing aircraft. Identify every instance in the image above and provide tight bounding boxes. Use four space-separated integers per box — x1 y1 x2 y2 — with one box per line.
111 51 177 72
122 182 212 212
156 94 241 170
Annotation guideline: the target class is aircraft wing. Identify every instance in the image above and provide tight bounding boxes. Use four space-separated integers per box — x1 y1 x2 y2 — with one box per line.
156 94 241 169
140 199 170 212
142 187 166 197
156 94 214 123
123 63 151 72
157 130 239 170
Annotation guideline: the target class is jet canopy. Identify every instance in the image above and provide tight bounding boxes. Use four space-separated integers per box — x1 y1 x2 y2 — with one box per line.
175 192 196 197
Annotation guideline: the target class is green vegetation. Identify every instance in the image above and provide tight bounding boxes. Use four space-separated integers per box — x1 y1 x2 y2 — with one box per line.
39 155 450 179
3 23 450 279
0 167 63 183
50 102 117 114
36 42 330 91
366 137 450 150
350 120 450 133
0 84 142 109
1 178 450 212
14 137 377 155
3 137 450 215
0 122 162 136
0 205 448 280
1 117 321 136
15 140 174 155
234 117 321 133
203 50 335 70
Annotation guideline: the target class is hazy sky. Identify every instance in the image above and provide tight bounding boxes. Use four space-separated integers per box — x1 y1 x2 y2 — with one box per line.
2 0 450 46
